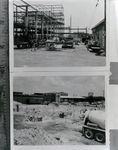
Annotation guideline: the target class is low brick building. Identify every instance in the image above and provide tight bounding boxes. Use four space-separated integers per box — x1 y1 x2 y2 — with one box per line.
91 19 105 49
13 91 68 104
13 92 44 104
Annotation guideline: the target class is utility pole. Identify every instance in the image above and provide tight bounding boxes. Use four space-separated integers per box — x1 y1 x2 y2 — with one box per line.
104 0 106 53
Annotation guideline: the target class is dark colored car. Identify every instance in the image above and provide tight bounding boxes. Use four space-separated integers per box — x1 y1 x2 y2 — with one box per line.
62 37 74 48
87 41 100 51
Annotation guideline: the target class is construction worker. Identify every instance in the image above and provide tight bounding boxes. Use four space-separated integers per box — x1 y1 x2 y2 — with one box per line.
31 39 37 51
16 104 19 112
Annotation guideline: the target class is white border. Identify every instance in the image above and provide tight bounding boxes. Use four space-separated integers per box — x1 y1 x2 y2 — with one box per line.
10 71 109 150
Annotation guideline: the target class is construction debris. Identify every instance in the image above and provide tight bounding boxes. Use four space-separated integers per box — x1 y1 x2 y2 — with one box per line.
14 103 105 145
14 127 63 145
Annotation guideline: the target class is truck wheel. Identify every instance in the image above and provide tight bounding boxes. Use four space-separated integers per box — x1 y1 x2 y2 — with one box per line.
17 45 20 48
95 133 105 143
22 44 26 48
22 44 25 48
84 129 94 139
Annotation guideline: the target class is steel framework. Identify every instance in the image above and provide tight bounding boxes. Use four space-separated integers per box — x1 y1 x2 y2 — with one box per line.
13 0 65 40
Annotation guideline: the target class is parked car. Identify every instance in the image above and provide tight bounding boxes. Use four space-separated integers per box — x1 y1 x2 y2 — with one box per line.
74 39 80 45
62 37 74 48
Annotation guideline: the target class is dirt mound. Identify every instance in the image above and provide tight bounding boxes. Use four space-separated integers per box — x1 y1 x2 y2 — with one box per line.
43 116 51 120
14 127 62 145
44 121 68 133
24 115 43 122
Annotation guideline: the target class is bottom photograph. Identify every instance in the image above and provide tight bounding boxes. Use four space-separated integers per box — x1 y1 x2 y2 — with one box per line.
12 76 105 145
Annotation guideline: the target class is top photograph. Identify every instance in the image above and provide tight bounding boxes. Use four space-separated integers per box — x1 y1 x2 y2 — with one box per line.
13 0 106 68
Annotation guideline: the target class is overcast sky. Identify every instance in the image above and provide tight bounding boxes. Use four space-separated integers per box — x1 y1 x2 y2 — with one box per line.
13 76 105 96
15 0 104 31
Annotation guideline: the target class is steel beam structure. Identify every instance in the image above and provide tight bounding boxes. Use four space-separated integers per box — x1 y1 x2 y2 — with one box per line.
14 0 65 40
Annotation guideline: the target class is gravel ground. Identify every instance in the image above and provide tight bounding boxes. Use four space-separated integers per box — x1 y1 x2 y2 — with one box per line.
14 43 106 67
14 104 105 145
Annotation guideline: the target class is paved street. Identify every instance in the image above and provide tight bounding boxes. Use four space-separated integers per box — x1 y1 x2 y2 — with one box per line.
14 43 106 67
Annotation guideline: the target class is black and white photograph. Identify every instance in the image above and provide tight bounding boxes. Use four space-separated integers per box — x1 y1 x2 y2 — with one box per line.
12 75 105 145
0 0 117 150
13 0 106 68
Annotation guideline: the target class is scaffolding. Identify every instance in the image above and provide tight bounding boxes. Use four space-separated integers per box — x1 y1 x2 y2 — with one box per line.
13 0 65 47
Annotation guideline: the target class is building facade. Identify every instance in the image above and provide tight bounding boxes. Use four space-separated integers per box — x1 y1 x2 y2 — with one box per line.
91 19 105 49
13 91 68 104
92 20 106 49
13 92 44 104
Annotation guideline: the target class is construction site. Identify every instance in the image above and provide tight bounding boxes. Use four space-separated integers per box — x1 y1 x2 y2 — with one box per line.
13 76 106 145
13 0 106 67
14 0 65 44
14 98 105 145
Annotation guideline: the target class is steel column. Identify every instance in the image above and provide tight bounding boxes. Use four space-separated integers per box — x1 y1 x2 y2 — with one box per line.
41 15 44 40
46 20 49 39
35 11 37 39
25 6 28 35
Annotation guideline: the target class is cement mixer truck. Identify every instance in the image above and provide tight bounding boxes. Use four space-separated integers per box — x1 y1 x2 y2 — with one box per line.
82 110 105 143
